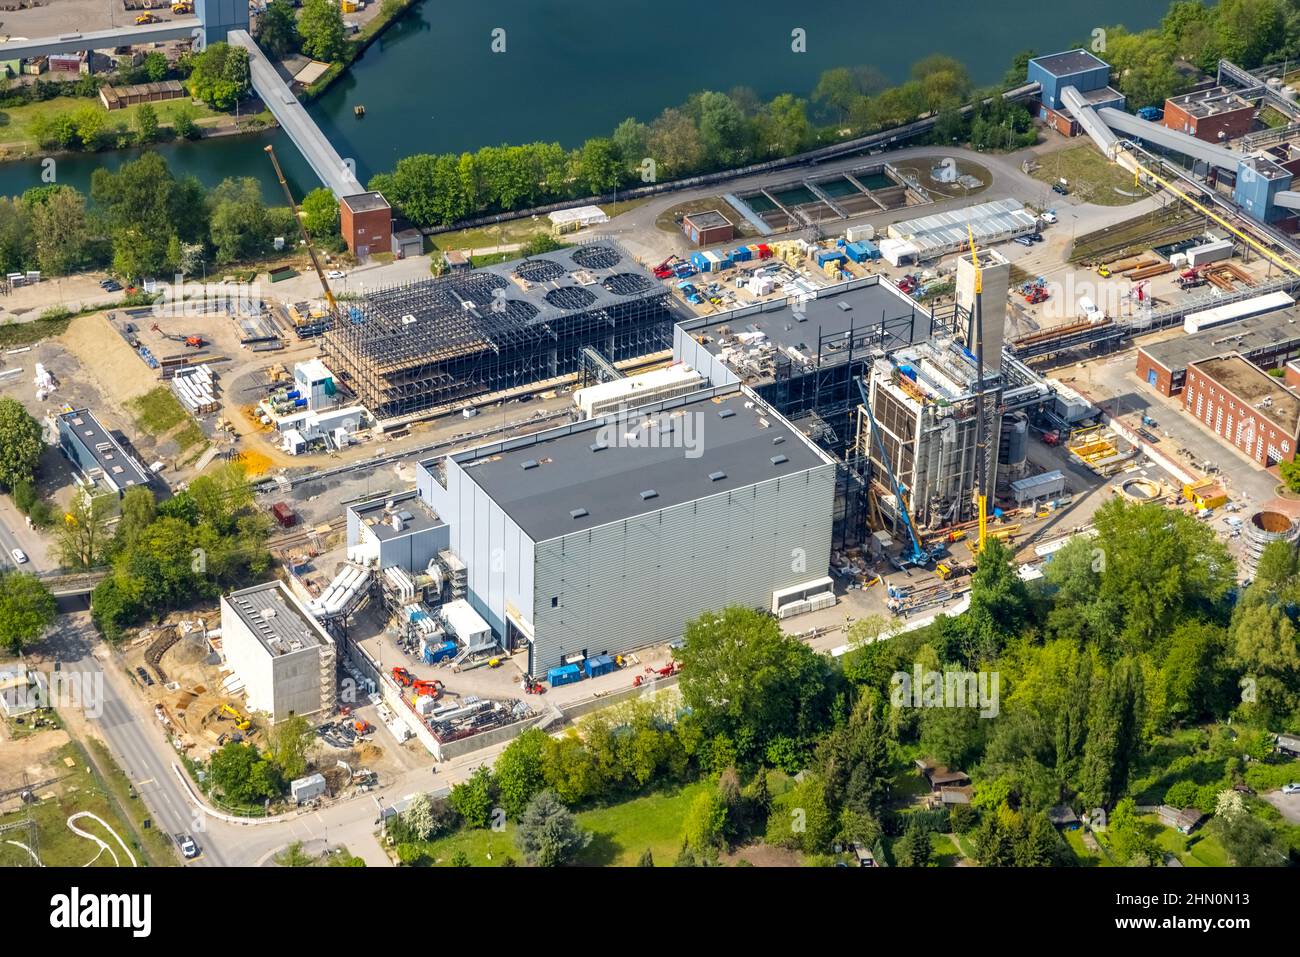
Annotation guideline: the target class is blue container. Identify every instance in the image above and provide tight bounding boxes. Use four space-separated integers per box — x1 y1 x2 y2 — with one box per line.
730 246 751 262
548 664 582 686
286 390 301 400
690 252 710 272
583 654 615 678
423 639 457 665
844 241 880 263
815 249 847 266
294 397 308 408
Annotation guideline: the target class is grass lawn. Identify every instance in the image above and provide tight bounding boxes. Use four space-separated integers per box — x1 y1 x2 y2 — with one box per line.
1144 815 1229 867
656 196 754 236
1064 827 1112 866
0 741 154 867
1031 145 1145 206
0 95 222 150
128 386 205 454
931 832 966 866
433 220 559 253
0 313 75 349
414 780 715 866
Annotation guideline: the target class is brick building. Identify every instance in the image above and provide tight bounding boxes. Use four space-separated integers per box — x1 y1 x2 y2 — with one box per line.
682 210 734 247
1136 307 1300 397
1162 87 1256 143
1183 354 1300 466
339 191 393 258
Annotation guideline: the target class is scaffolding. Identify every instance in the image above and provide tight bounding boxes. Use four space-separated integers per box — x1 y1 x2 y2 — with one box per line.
322 240 675 420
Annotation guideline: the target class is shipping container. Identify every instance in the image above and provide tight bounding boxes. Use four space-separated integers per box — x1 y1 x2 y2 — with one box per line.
547 664 583 686
582 654 615 678
271 502 297 528
730 246 752 262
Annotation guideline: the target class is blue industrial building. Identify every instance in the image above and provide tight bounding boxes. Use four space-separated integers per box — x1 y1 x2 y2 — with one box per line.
1234 155 1294 224
1028 50 1112 110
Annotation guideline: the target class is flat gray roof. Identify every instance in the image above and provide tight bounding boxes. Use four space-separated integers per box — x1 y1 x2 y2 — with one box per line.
225 581 330 656
352 489 443 541
1139 306 1300 373
58 408 150 489
685 210 733 230
682 277 925 370
1031 49 1108 78
454 386 832 540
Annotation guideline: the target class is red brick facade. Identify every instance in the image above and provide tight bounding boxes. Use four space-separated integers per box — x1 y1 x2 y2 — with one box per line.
340 192 393 258
1136 349 1178 396
1184 360 1299 465
1162 96 1254 143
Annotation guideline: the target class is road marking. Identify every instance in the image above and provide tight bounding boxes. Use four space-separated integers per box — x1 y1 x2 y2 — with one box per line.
136 778 154 787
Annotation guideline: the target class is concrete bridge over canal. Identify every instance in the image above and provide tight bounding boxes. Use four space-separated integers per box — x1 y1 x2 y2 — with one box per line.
0 2 384 253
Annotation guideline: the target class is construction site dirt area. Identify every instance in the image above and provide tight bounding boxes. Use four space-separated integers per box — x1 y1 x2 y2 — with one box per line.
0 724 73 805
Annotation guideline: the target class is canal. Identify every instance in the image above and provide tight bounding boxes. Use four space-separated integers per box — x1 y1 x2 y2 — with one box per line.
0 0 1170 199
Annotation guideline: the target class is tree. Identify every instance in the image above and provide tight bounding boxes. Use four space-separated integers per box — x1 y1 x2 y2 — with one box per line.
676 606 838 756
115 486 156 552
681 788 727 855
186 43 251 110
520 233 563 257
299 0 347 61
765 772 836 854
92 153 207 279
817 691 892 816
171 103 200 140
515 790 590 866
812 67 863 124
494 728 548 818
1211 789 1285 866
300 187 340 241
142 51 169 83
28 186 89 276
0 397 43 490
647 107 705 179
963 537 1032 661
256 0 301 59
399 792 455 841
911 54 971 112
57 491 116 569
576 137 623 194
694 91 751 168
755 94 811 158
1078 657 1146 810
208 742 282 804
134 102 160 144
0 572 57 653
449 765 495 828
267 714 312 780
896 815 933 867
1109 797 1158 866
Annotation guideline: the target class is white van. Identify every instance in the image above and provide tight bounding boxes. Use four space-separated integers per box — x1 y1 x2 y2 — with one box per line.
1079 296 1102 322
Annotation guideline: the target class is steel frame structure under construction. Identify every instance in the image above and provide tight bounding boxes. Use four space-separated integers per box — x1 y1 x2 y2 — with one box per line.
323 241 675 420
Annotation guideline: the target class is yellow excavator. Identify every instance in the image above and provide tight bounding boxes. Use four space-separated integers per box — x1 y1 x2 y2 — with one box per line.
220 704 251 731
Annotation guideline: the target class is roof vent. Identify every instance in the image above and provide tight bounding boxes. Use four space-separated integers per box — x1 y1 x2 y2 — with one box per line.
569 507 589 519
770 454 789 465
709 470 727 482
838 301 852 311
718 409 736 419
521 460 539 470
640 489 659 500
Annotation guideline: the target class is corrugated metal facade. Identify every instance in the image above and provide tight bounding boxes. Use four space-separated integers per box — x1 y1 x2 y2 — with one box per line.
530 466 835 673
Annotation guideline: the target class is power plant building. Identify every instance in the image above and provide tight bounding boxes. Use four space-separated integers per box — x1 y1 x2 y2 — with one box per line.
416 384 837 675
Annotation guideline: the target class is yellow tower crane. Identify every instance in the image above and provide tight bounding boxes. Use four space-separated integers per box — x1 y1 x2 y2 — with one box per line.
967 226 989 554
264 144 339 320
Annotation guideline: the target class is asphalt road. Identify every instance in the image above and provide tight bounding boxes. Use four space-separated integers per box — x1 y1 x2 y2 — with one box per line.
45 614 229 867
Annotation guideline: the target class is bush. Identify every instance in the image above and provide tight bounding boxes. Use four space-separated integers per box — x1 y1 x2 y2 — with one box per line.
449 766 496 828
1244 759 1300 793
1164 779 1199 808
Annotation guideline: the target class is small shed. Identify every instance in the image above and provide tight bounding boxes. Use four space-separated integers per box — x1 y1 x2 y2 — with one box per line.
1275 732 1300 757
583 654 615 678
391 228 423 259
290 772 327 804
1010 469 1066 506
682 210 735 247
1047 804 1080 827
1157 805 1205 834
939 785 973 806
443 249 470 273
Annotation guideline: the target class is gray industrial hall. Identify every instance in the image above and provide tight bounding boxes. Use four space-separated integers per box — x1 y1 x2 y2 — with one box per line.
417 384 838 676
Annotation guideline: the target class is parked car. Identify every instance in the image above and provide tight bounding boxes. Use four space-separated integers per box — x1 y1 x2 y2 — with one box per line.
1029 232 1044 243
1282 783 1300 795
1040 210 1058 224
326 270 345 280
1014 236 1033 247
179 836 199 859
1052 182 1070 196
10 548 27 565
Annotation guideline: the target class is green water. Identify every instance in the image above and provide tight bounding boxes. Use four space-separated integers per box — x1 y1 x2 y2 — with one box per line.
0 0 1169 198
